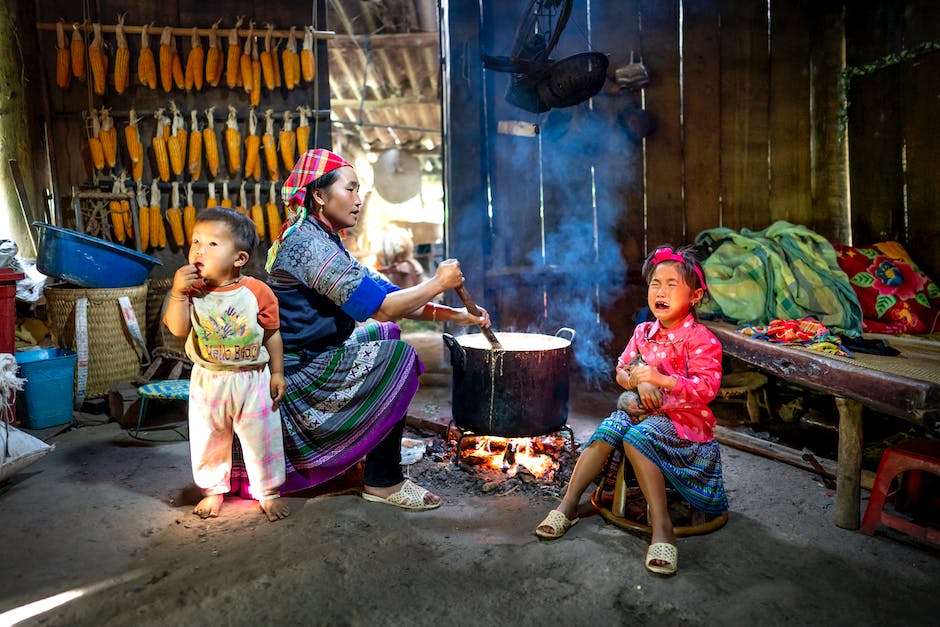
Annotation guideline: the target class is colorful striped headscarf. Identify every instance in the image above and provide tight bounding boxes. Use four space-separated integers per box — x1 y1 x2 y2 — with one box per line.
265 148 352 271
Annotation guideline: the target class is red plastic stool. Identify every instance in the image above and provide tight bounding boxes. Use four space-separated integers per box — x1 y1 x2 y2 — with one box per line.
860 438 940 544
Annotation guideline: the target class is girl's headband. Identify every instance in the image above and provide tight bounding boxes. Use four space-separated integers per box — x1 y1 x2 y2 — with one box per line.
650 247 708 291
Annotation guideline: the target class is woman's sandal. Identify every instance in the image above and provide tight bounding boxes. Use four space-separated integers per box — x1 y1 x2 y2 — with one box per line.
534 509 579 540
645 542 678 576
361 480 441 510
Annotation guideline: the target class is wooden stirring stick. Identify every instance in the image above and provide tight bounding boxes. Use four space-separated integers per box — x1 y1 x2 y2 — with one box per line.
455 285 502 350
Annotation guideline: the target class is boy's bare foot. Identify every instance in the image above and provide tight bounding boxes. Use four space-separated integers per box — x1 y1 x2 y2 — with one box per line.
194 494 223 519
260 497 290 522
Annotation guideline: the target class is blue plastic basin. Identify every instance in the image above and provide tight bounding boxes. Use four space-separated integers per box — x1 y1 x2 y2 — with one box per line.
33 222 162 288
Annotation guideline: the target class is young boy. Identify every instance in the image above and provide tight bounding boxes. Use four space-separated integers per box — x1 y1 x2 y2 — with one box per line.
164 207 289 522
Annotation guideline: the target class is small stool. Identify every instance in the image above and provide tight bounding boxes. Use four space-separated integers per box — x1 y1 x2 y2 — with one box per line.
716 370 770 423
860 438 940 544
131 379 190 440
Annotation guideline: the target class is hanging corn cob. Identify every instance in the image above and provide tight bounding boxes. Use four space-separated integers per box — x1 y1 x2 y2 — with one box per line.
203 106 221 179
87 109 105 172
99 107 117 169
220 180 233 208
205 19 223 87
266 184 282 243
224 105 241 175
125 109 144 181
71 22 86 81
109 178 127 243
206 181 218 208
184 27 204 91
88 23 108 96
296 105 311 155
240 21 254 94
236 181 249 217
152 108 171 182
159 26 174 92
244 108 261 181
262 109 278 180
113 14 130 95
301 26 315 82
183 182 197 244
226 16 244 88
55 19 70 89
260 24 276 91
167 102 187 177
251 183 265 239
136 185 150 250
167 182 185 247
250 33 262 107
171 33 185 90
188 110 203 181
119 175 134 242
270 35 282 89
137 23 157 89
150 180 167 248
282 26 299 90
279 110 296 171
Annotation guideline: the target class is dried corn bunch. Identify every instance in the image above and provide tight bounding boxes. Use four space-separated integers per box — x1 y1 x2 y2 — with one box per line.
203 106 221 179
240 21 254 93
279 110 296 171
225 16 244 89
70 22 86 81
55 19 70 89
150 180 167 248
125 109 144 181
236 181 250 216
88 23 108 96
109 178 128 243
167 182 185 247
167 102 187 177
251 183 265 239
171 33 185 90
113 14 130 95
301 26 315 82
205 19 223 87
99 107 117 169
206 181 218 207
250 34 262 107
220 180 233 208
244 108 261 181
87 109 105 172
152 108 171 182
270 36 282 88
183 182 197 244
296 105 311 155
266 184 282 243
137 23 157 89
260 24 276 91
282 26 300 90
118 175 133 242
158 26 174 92
224 105 241 176
136 185 150 249
262 109 279 180
184 27 204 91
188 110 203 181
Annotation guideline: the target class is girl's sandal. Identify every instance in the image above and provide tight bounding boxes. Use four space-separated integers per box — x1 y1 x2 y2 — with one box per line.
645 542 678 575
534 509 579 539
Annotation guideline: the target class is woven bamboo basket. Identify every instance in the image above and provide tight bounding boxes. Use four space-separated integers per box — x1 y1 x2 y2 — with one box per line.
44 283 148 398
145 277 185 353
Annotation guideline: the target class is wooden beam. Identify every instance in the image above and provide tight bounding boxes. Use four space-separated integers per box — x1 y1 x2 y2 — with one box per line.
331 32 439 49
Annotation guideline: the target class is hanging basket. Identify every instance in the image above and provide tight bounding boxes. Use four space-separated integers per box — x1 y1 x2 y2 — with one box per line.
537 52 609 109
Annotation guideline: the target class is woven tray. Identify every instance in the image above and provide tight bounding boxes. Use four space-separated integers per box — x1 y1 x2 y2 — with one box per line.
44 283 148 398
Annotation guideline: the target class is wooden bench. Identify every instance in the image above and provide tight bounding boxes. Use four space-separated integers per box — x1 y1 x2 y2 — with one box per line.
703 320 940 530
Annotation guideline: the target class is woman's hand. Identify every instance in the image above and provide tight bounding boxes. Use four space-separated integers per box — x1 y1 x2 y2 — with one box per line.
636 382 663 411
450 305 491 328
433 259 464 291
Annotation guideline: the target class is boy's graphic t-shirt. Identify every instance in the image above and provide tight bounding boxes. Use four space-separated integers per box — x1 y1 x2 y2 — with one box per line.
182 276 280 371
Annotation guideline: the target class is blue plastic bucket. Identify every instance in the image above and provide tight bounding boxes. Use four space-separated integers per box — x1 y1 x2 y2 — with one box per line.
15 348 76 429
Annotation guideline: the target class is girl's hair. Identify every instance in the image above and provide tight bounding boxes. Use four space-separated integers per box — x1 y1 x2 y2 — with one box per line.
302 169 343 213
641 244 708 293
195 207 259 252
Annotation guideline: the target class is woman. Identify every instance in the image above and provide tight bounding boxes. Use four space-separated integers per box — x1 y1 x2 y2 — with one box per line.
230 148 489 510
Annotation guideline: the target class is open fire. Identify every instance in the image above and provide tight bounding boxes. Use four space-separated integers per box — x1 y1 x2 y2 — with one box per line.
456 435 571 483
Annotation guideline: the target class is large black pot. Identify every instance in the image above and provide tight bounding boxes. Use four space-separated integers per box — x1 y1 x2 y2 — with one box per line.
443 328 576 438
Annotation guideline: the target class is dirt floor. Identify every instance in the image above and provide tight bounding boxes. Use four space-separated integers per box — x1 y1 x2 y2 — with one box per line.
1 381 939 626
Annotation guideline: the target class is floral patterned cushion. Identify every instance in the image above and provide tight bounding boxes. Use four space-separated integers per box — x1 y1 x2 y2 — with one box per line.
833 241 940 334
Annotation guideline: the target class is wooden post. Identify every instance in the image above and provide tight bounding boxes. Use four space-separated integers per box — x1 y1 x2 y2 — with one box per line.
835 396 864 530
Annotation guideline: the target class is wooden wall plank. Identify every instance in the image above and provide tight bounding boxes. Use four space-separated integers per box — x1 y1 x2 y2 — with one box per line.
845 0 905 245
640 0 683 247
768 1 812 227
682 3 722 237
719 0 770 231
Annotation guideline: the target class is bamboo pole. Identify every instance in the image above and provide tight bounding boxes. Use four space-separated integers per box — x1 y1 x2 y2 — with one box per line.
36 21 334 41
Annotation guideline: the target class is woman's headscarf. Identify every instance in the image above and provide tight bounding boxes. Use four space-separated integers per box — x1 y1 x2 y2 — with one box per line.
265 148 352 271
